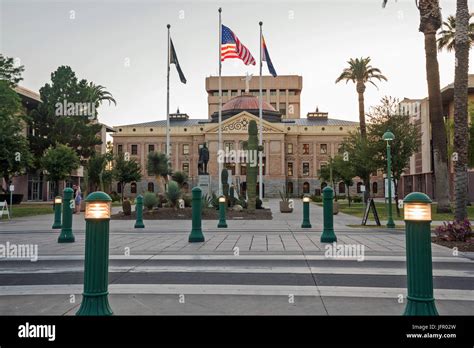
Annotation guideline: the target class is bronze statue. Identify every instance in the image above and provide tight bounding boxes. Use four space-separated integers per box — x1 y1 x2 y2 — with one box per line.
198 143 209 175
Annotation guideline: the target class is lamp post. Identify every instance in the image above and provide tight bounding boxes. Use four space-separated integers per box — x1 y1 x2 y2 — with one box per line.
218 196 228 228
52 196 62 229
134 194 145 228
58 187 75 243
383 130 395 229
402 192 438 316
301 195 312 228
76 191 113 316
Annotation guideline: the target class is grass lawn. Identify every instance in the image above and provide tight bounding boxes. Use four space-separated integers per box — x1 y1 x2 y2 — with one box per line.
316 201 474 221
1 203 54 219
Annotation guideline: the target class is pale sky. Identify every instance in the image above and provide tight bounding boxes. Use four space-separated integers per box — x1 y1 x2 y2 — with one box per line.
1 0 473 127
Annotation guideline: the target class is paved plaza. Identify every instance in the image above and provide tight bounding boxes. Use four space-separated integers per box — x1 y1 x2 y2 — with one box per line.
0 199 473 315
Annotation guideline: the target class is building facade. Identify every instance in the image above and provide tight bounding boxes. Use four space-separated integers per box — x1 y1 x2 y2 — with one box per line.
113 75 385 198
398 75 474 202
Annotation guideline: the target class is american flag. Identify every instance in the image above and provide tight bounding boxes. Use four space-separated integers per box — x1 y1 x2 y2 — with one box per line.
221 25 256 66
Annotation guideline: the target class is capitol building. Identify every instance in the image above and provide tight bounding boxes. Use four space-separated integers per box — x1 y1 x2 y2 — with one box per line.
112 75 377 198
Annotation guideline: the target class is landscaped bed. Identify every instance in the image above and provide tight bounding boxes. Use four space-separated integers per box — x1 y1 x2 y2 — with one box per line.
431 238 474 252
112 207 272 220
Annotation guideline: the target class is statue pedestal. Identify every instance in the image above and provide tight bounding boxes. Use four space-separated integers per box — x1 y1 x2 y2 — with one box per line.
197 175 211 196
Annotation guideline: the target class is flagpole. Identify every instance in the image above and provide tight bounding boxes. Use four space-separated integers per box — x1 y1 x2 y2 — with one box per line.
258 21 263 202
166 24 171 164
218 7 223 196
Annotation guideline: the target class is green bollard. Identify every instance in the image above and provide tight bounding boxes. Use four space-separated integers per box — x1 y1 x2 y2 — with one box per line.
321 186 337 243
134 195 145 228
402 192 438 316
217 195 228 228
189 187 205 242
76 191 113 316
52 196 62 229
301 195 312 228
58 187 75 243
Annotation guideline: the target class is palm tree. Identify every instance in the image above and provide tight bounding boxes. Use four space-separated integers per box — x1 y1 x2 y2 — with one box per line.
383 0 451 213
437 14 474 52
335 57 387 139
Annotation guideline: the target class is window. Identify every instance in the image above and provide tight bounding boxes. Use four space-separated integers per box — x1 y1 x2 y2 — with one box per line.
131 145 138 155
148 144 155 153
279 103 286 116
287 143 293 154
287 162 293 176
338 182 346 194
240 164 247 176
117 144 123 154
287 182 293 194
288 90 296 96
231 90 238 96
131 182 137 194
303 162 310 176
182 163 189 175
372 182 378 194
303 182 310 194
225 142 234 152
222 91 229 96
183 144 190 155
270 89 277 96
320 162 328 169
320 144 328 154
148 182 154 192
225 163 236 175
303 144 310 154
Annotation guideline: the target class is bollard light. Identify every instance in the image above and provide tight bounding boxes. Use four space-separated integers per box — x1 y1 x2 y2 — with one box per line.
58 187 75 243
402 192 438 316
189 187 205 242
301 195 312 228
52 196 62 229
218 195 228 228
134 194 145 229
76 191 113 316
321 186 337 243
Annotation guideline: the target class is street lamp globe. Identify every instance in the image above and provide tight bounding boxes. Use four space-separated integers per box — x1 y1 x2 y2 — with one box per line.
382 130 395 142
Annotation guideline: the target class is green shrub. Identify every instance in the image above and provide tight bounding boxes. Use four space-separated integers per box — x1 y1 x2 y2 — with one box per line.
143 192 157 210
183 194 192 207
171 171 188 187
311 195 322 203
336 195 347 200
158 193 167 207
109 191 120 202
353 196 363 203
166 181 181 207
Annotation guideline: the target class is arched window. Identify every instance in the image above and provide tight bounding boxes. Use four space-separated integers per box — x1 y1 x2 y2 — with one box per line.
372 182 378 194
357 182 363 193
338 182 346 194
117 183 122 193
131 182 137 194
303 182 310 194
287 182 293 194
148 182 154 192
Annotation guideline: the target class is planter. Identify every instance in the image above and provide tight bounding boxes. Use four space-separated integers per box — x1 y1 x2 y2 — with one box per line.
280 201 293 213
333 201 339 215
0 194 24 205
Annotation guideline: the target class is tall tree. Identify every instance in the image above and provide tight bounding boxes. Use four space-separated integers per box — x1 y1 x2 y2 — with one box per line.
147 152 170 192
452 0 471 220
41 144 80 197
113 154 142 201
0 80 33 192
0 54 25 87
437 14 474 52
367 97 421 216
335 57 387 139
384 0 451 213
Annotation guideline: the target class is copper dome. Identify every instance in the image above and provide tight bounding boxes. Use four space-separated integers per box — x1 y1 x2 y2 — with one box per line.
222 94 277 112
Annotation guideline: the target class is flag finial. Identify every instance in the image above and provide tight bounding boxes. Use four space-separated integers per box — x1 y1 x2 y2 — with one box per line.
167 24 170 29
218 7 222 13
259 21 263 26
